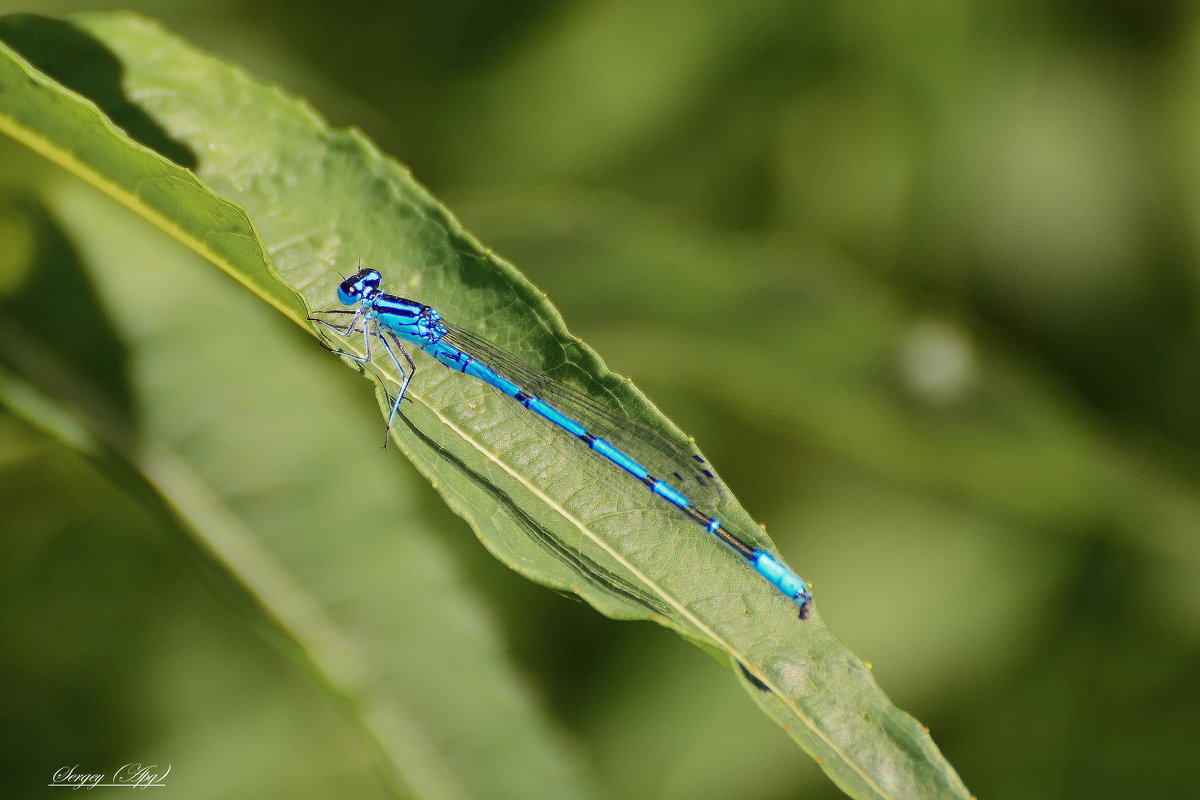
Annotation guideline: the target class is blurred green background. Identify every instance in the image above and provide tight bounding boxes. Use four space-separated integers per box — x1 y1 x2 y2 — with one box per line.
2 1 1199 798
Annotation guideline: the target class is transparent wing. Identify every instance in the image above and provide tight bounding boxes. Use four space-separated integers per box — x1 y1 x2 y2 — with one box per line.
441 322 729 513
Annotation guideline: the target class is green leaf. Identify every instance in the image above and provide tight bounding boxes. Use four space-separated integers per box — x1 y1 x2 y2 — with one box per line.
0 11 971 799
0 179 599 799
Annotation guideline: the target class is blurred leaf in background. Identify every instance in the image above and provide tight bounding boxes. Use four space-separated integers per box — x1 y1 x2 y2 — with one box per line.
2 1 1199 799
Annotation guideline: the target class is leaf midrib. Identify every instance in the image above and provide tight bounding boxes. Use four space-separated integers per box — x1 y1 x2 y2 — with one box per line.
333 329 891 799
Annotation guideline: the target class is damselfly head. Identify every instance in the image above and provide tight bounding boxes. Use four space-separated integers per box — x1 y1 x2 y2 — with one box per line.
338 268 383 306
